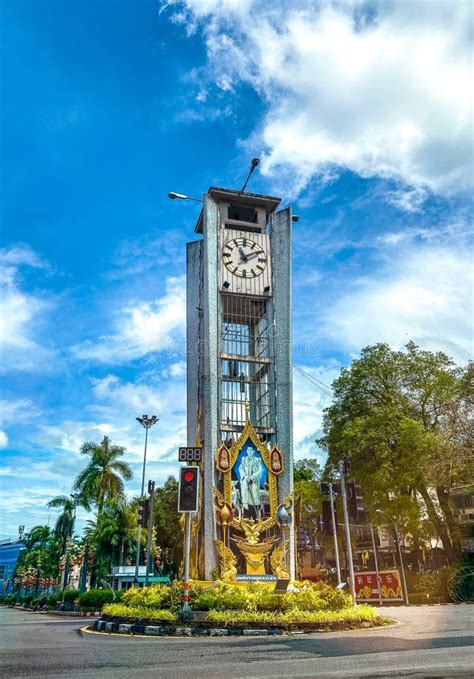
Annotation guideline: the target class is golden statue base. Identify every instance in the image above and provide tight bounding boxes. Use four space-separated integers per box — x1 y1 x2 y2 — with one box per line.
234 537 276 575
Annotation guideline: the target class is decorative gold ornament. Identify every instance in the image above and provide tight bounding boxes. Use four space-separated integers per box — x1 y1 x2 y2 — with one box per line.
214 539 237 582
270 446 284 475
270 542 290 580
232 516 271 545
215 415 279 529
233 535 277 575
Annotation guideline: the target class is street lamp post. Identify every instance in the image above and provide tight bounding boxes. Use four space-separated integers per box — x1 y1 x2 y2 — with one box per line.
375 509 409 605
135 415 158 583
63 493 79 591
168 192 203 203
339 460 357 606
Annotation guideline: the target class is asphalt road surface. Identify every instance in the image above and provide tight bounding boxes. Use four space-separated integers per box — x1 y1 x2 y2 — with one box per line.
0 605 472 678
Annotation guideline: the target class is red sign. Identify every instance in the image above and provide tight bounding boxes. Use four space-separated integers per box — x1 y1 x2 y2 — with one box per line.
355 570 403 602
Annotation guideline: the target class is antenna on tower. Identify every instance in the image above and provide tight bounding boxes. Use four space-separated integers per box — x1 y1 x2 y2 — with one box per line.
240 158 260 193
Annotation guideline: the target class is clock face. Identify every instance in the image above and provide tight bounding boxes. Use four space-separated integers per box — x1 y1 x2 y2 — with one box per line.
222 237 268 278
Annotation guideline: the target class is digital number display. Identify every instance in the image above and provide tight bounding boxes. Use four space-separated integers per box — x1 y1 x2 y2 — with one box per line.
178 447 202 462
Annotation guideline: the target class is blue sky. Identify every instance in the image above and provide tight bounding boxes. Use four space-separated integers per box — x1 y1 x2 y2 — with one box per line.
1 0 472 539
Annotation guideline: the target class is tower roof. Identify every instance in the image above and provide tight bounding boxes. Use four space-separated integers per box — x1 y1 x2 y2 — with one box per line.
194 186 281 234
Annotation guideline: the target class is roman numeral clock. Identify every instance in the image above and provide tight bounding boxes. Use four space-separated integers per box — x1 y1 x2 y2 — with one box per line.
185 187 294 581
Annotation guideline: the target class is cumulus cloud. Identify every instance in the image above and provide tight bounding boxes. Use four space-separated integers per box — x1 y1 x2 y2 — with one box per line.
292 363 339 462
323 246 473 363
165 0 472 199
0 244 55 373
71 275 186 363
0 431 8 449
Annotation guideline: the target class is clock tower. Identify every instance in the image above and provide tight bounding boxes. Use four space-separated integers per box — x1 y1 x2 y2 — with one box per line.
186 187 294 581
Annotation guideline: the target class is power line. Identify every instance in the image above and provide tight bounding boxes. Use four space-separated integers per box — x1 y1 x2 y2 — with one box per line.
293 365 333 393
292 364 333 399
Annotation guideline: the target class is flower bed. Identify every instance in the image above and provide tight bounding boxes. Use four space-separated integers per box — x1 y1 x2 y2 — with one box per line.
100 581 391 633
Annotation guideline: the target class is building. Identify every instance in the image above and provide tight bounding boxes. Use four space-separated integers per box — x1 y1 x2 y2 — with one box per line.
450 485 474 553
0 539 26 594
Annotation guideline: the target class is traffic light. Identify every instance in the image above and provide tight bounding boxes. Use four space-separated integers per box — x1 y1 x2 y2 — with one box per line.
347 482 365 522
321 499 335 535
178 466 200 512
138 499 149 529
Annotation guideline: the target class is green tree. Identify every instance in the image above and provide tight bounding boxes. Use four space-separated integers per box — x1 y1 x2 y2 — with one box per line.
320 342 472 564
152 476 183 573
83 498 138 583
47 495 77 554
73 436 132 515
14 525 61 592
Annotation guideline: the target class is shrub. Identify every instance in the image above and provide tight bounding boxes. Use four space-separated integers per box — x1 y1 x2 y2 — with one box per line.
115 580 354 616
79 589 115 611
122 583 201 613
207 604 381 626
62 589 79 604
22 595 34 607
47 595 58 608
193 581 350 613
194 586 253 611
102 603 176 622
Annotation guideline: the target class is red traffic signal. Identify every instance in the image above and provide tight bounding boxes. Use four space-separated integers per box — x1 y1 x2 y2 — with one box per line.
178 466 200 513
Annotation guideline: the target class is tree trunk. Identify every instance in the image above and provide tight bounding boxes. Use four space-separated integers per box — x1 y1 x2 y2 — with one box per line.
418 485 455 563
410 490 422 572
436 486 462 555
119 537 125 566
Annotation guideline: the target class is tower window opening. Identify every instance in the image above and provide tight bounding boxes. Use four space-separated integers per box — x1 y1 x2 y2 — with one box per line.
227 204 258 223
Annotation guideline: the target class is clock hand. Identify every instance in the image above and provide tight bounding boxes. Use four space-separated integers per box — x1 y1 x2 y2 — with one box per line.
245 251 263 261
238 247 248 262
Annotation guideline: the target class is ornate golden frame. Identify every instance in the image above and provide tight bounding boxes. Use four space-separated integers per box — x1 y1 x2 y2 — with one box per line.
216 417 278 531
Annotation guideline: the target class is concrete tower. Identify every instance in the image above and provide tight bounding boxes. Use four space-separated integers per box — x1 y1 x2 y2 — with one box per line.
186 187 294 580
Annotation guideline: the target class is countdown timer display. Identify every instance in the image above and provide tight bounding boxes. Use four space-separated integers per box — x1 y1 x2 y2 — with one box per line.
178 447 202 463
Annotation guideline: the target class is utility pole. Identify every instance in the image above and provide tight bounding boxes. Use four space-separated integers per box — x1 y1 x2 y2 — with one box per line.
329 482 342 584
376 509 409 606
339 458 357 606
145 480 155 587
135 415 158 583
182 512 191 618
177 465 200 618
370 523 383 606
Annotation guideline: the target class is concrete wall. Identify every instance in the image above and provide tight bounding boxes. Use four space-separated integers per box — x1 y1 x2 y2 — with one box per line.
270 207 295 579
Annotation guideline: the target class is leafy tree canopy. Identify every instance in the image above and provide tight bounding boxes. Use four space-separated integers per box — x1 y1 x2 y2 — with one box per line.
319 341 472 561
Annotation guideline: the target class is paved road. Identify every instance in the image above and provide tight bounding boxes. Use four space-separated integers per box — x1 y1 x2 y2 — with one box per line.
0 605 472 678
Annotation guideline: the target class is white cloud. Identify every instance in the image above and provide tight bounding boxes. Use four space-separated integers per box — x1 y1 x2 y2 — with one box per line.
166 0 472 199
0 399 40 424
323 246 473 363
71 275 186 363
89 374 186 464
293 364 339 462
0 245 55 373
0 431 8 449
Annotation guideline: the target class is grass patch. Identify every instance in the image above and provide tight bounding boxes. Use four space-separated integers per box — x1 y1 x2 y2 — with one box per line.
102 603 176 622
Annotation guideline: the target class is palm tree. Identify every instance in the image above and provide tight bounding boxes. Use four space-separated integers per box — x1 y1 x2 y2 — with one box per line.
47 495 77 554
24 525 52 551
83 498 138 585
74 436 133 515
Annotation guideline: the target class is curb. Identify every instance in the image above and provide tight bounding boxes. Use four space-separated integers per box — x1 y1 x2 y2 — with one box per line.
92 620 285 637
9 606 101 617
